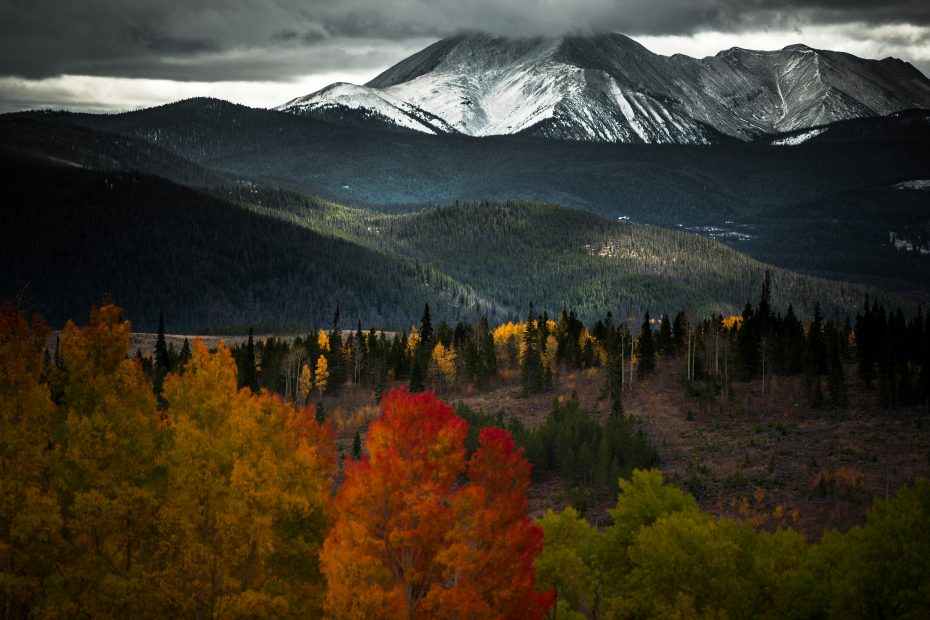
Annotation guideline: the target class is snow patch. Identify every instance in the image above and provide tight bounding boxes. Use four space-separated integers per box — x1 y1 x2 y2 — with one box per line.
771 127 827 145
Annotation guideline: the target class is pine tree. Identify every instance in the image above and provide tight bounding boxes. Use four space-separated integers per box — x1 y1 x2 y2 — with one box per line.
479 316 497 388
809 303 827 375
736 303 758 380
637 313 656 379
154 311 169 395
827 331 849 410
409 357 425 393
420 303 433 346
521 304 544 395
758 270 772 331
352 431 362 460
657 314 673 356
672 311 687 352
241 327 258 392
327 308 346 394
178 338 191 371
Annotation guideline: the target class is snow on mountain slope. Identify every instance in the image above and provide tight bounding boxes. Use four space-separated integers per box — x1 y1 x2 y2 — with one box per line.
278 33 930 144
277 82 456 134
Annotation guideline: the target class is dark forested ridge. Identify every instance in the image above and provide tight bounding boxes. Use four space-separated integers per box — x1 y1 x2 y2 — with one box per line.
334 201 882 321
2 101 927 330
14 100 929 299
0 153 483 332
1 150 893 333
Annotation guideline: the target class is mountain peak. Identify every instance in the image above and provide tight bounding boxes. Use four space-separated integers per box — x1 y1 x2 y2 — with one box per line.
281 34 930 144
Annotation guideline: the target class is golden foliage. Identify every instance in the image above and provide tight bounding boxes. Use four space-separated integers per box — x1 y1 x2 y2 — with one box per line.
314 354 329 395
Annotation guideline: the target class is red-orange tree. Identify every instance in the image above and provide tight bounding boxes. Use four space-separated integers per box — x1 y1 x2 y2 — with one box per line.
321 388 552 619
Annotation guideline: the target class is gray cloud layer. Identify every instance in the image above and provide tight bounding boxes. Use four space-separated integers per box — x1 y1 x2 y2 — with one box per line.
2 0 929 83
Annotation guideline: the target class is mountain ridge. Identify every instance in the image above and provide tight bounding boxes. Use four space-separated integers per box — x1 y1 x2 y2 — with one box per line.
278 33 930 144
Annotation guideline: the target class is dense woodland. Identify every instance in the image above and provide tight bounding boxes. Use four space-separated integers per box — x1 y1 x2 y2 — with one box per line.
1 150 898 333
22 101 930 295
2 301 929 619
4 106 930 300
0 154 476 331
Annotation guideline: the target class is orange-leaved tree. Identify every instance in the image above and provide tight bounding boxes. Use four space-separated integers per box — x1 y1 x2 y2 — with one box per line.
321 387 552 619
158 339 337 618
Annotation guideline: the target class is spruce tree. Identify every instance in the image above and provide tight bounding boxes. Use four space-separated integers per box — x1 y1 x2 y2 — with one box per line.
657 314 673 356
520 304 544 394
637 313 656 379
327 308 346 394
154 311 169 395
409 357 425 393
352 431 362 460
672 311 688 355
736 303 758 380
809 303 827 375
479 316 497 388
420 303 433 346
241 327 258 392
178 338 192 371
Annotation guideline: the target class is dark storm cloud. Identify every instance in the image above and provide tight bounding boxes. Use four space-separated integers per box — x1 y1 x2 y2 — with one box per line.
0 0 928 82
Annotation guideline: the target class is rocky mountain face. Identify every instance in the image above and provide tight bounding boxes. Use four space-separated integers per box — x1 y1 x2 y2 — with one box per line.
278 33 930 144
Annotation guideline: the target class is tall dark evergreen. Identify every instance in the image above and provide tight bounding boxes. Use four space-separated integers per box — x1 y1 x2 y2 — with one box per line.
420 303 433 346
809 303 827 375
240 327 258 392
352 431 362 460
637 313 656 379
826 324 849 409
154 311 169 395
736 303 758 380
327 307 346 394
408 356 425 392
478 316 497 388
178 337 192 371
520 304 545 394
657 314 673 356
672 311 688 355
758 270 772 330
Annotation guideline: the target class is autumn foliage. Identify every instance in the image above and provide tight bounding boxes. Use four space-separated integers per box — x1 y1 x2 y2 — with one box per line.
0 305 552 619
0 305 337 618
321 388 553 619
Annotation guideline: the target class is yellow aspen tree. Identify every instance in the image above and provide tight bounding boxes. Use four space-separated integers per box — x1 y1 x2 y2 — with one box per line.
314 355 329 395
159 341 336 618
0 307 62 617
429 342 457 392
406 326 421 358
50 304 168 618
298 362 313 404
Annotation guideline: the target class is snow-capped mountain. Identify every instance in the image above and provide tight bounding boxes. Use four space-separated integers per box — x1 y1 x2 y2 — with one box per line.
277 33 930 144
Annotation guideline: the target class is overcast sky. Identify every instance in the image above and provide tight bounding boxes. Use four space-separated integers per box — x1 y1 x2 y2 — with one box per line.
1 0 929 113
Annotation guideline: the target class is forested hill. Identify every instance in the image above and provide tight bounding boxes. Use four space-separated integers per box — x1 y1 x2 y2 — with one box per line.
2 150 888 333
312 200 880 322
0 153 484 332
